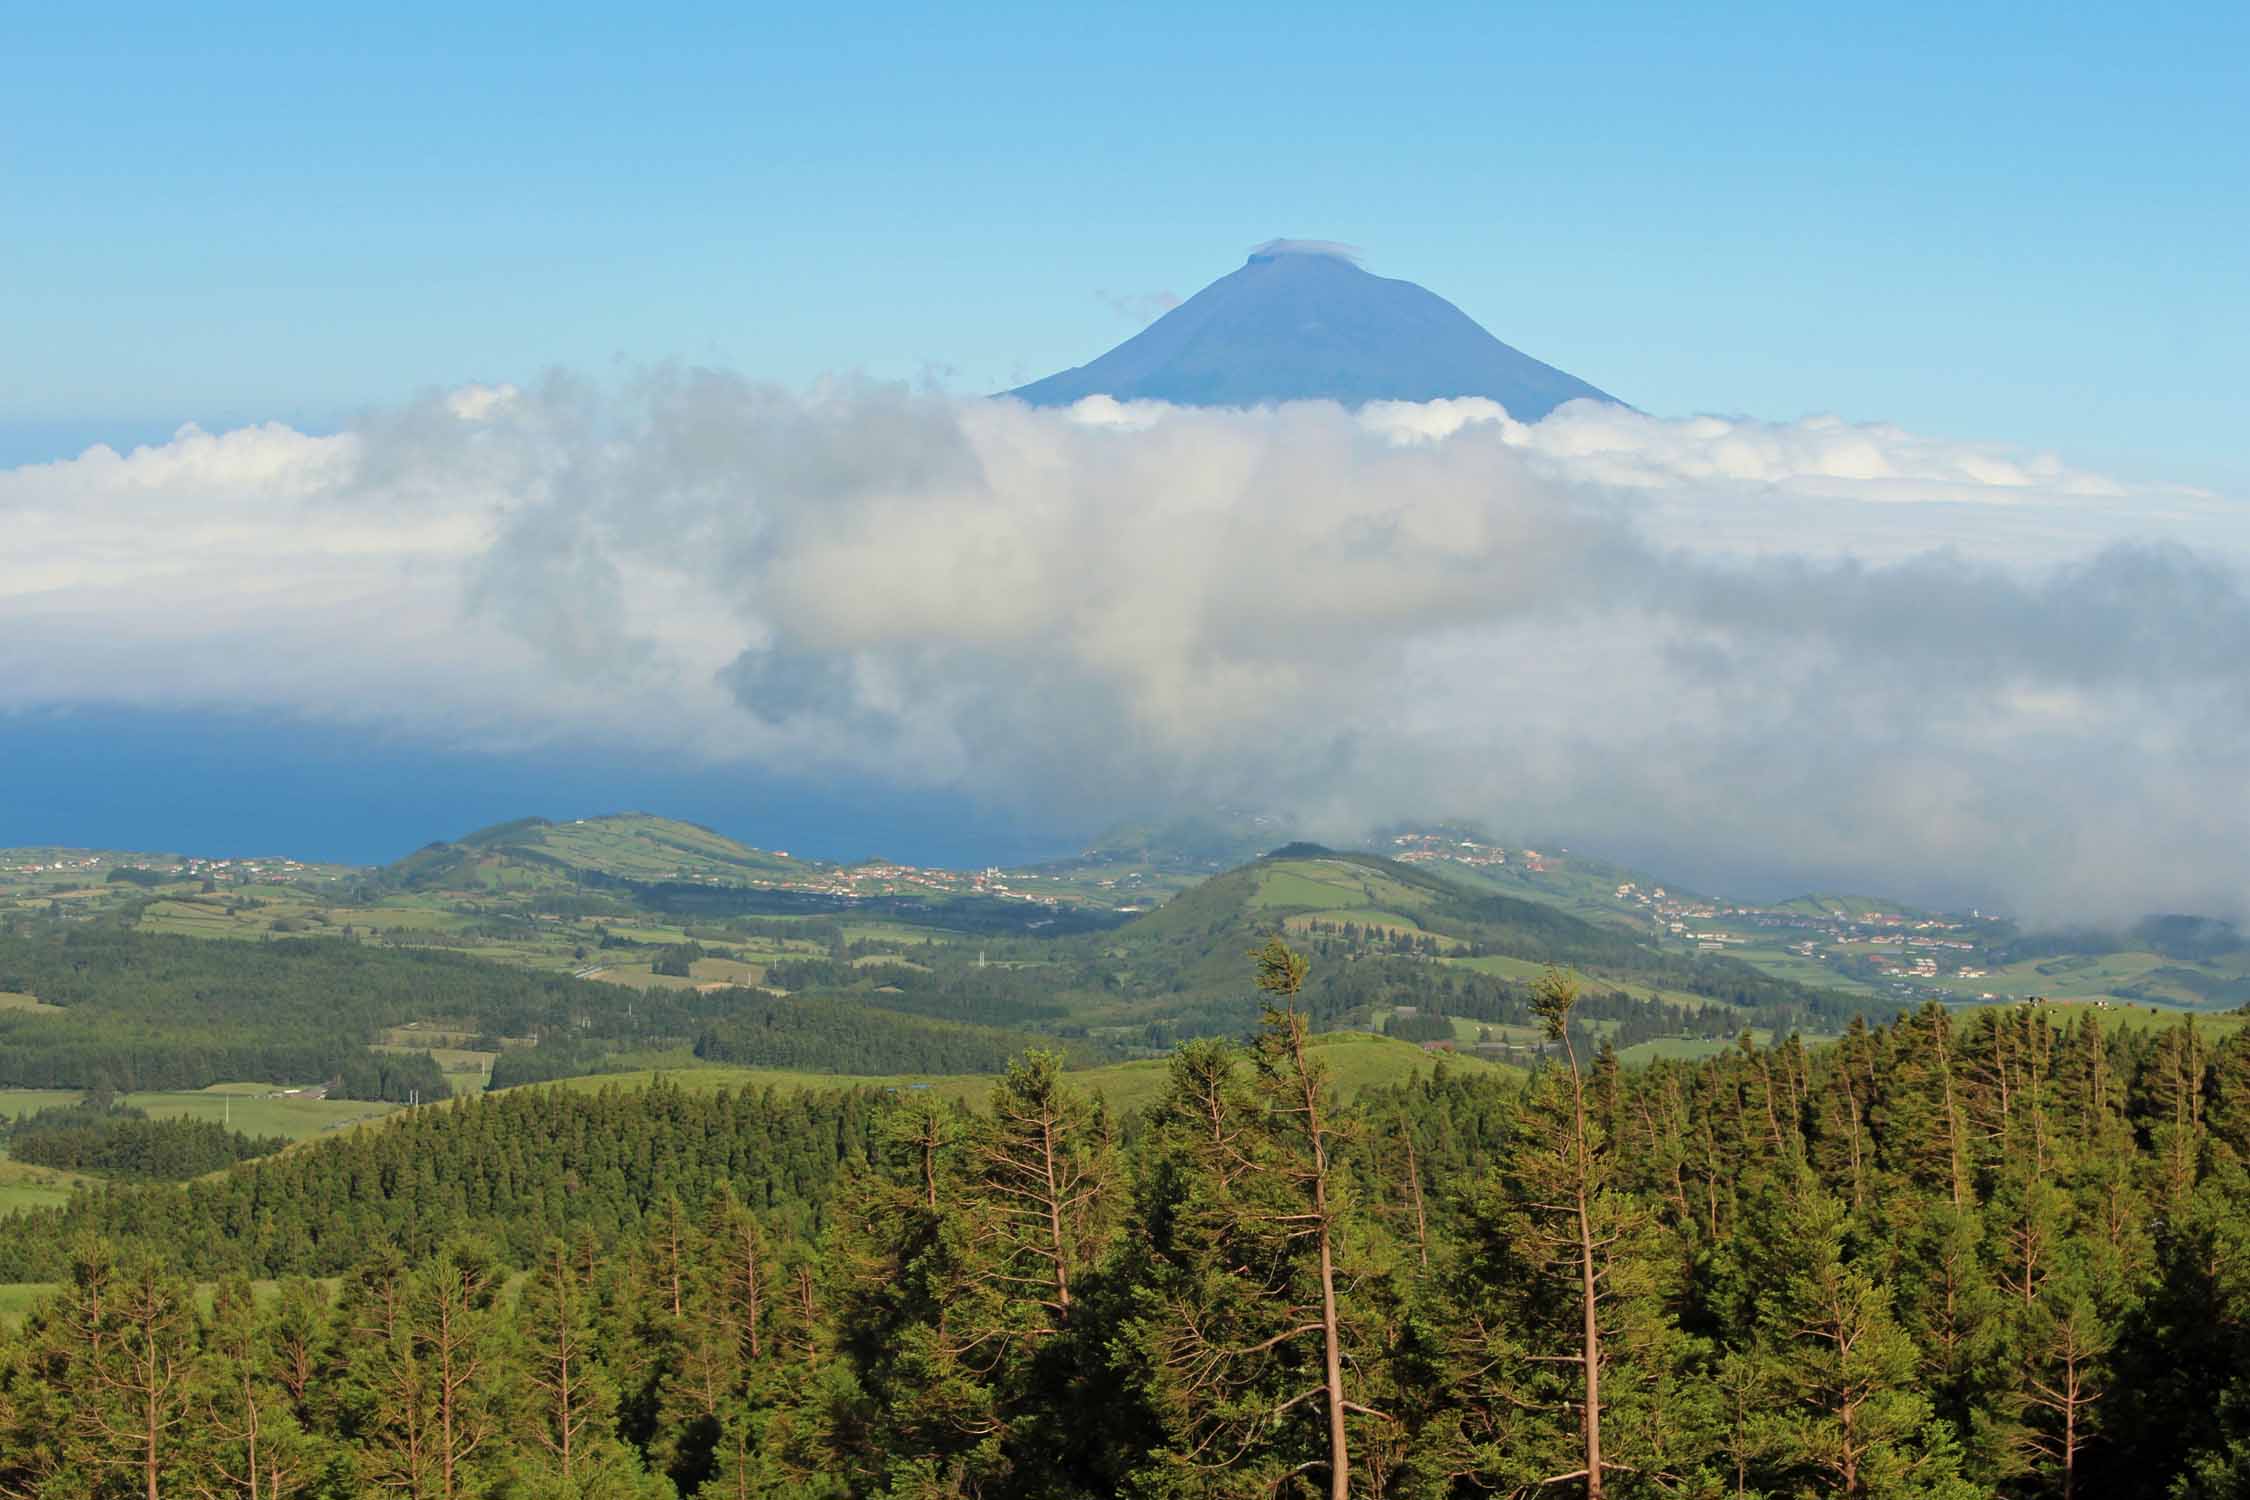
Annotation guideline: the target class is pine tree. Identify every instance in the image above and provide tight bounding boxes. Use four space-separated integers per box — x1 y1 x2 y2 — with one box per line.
2134 1019 2212 1210
1245 937 1365 1500
1815 1018 1880 1213
2001 1265 2112 1500
827 1094 1015 1498
2206 1031 2250 1163
1885 1200 2003 1438
1441 968 1710 1498
192 1276 326 1499
43 1245 197 1500
2092 1158 2250 1499
521 1237 621 1487
968 1050 1112 1334
1742 1169 1976 1498
346 1243 508 1499
1872 1004 1969 1208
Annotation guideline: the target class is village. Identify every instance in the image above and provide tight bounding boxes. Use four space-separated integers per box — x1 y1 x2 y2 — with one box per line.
1611 879 1998 994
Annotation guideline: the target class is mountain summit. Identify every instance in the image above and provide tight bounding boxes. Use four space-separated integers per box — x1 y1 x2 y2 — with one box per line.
1009 240 1619 419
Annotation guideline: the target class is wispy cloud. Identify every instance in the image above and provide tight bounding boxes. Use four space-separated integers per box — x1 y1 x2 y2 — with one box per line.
4 379 2243 919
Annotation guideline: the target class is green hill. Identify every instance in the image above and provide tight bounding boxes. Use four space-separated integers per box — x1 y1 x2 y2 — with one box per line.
387 812 815 892
1110 847 1876 1031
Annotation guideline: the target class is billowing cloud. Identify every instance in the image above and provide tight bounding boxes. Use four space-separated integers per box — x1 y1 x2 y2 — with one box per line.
3 375 2245 920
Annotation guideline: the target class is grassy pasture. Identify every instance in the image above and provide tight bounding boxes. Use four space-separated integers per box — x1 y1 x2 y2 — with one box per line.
0 992 61 1014
126 1089 397 1139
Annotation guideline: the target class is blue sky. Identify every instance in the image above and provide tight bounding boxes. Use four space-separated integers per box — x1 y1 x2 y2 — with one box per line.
8 4 2250 897
8 2 2247 482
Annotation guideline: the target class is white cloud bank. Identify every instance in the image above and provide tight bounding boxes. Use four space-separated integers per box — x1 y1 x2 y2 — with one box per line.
4 375 2246 920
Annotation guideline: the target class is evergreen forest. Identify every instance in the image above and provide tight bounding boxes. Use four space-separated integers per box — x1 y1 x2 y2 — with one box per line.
3 945 2250 1499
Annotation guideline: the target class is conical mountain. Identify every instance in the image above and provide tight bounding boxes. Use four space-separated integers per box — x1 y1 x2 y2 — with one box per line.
1009 240 1619 419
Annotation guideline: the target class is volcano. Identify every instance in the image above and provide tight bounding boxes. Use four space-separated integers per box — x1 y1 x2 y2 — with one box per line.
1008 239 1619 419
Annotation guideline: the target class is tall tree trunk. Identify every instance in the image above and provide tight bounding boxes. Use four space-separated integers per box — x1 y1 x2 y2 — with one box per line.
1041 1110 1073 1318
1291 1022 1352 1500
1403 1123 1430 1271
1562 1025 1605 1500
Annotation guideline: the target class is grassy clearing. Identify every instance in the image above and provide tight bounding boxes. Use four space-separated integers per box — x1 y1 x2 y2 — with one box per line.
0 1283 54 1327
1249 871 1363 909
552 1033 1522 1119
0 1091 88 1120
0 991 61 1014
1433 1016 1547 1047
0 1154 86 1215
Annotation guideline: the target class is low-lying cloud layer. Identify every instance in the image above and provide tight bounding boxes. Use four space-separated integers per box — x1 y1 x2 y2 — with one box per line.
4 375 2244 920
